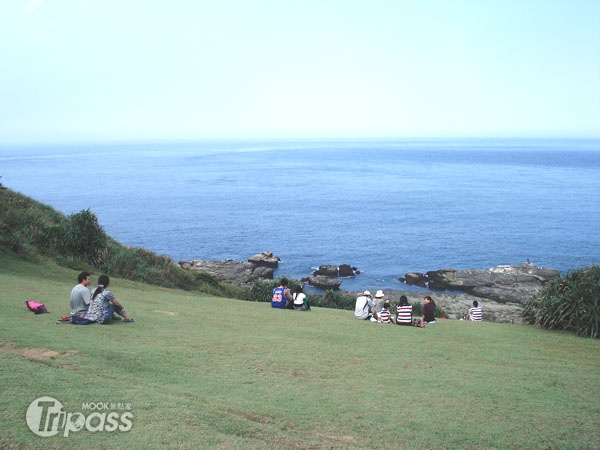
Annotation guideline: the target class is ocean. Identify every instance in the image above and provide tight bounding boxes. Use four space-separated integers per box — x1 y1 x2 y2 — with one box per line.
1 138 599 292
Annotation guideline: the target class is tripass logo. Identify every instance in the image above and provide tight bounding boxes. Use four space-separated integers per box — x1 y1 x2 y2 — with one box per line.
26 396 133 437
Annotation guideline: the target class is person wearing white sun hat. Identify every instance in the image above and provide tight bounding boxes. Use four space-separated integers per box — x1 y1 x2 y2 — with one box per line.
354 290 377 321
373 290 386 317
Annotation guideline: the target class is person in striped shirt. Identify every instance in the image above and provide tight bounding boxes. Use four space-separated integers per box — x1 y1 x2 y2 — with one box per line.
395 295 424 327
396 295 413 325
379 302 393 324
467 300 483 321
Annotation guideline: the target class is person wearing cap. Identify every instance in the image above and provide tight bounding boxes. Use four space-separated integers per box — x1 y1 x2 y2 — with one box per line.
354 290 377 320
373 290 386 316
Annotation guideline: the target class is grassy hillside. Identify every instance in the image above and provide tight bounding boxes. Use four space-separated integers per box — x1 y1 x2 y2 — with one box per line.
0 186 245 297
1 252 599 449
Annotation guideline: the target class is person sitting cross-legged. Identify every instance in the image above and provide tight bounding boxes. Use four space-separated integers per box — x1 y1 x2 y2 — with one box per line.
466 300 483 321
395 295 423 327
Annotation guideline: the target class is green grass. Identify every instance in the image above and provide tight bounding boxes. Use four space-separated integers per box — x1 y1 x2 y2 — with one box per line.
1 252 599 449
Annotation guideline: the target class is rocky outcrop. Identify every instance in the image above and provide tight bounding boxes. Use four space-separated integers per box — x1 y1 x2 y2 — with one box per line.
304 275 342 290
313 265 338 277
402 262 560 304
179 251 280 287
313 264 359 278
307 263 359 290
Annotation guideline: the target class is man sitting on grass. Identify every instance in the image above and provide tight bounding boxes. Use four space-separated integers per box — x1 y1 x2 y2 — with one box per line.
465 300 483 321
354 290 378 321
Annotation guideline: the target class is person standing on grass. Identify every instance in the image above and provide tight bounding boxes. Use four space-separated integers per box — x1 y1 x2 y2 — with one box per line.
83 274 134 324
271 277 292 309
422 295 436 324
70 271 91 319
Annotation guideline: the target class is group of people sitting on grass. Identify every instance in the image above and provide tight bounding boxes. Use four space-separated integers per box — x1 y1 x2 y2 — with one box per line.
65 271 134 324
270 277 311 311
355 290 482 325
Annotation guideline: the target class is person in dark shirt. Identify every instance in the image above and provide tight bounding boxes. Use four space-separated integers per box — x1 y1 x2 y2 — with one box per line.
422 295 436 324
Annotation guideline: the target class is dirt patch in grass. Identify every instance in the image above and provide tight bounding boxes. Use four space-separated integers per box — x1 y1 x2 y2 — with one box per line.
153 310 179 316
0 342 77 360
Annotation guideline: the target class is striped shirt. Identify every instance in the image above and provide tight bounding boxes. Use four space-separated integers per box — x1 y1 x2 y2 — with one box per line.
379 309 392 323
469 306 483 321
396 304 413 324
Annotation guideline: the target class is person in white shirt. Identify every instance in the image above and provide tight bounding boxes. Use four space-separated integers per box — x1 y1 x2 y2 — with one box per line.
292 285 310 311
354 290 377 321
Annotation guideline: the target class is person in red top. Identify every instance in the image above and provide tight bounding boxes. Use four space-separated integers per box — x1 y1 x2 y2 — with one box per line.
422 295 436 324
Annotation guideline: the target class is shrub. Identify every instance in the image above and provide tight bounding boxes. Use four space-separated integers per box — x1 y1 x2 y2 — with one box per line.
522 265 600 339
310 290 356 310
60 209 107 265
0 189 65 255
246 279 278 303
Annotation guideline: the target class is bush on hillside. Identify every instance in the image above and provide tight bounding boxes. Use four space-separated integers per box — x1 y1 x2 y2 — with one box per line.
311 290 356 309
522 265 600 339
0 187 242 296
0 189 64 255
60 209 108 266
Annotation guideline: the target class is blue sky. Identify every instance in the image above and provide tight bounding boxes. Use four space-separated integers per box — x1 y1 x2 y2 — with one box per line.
1 0 599 144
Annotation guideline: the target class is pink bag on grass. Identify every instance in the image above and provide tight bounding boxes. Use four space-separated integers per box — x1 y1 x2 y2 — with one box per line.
25 300 48 314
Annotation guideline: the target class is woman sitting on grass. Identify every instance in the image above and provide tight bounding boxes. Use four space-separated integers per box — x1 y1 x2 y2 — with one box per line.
292 285 311 311
422 295 436 324
395 295 423 327
82 275 133 324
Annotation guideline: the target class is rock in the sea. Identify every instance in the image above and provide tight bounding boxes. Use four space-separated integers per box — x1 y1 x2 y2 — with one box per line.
313 265 339 277
179 251 280 287
313 263 358 278
338 264 358 278
247 251 280 268
307 275 342 290
408 262 560 304
403 272 427 287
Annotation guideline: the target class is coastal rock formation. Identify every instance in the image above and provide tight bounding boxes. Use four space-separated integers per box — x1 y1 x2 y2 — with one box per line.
401 272 427 288
247 251 280 268
306 275 342 290
313 264 359 278
313 265 338 277
308 263 359 290
179 251 280 287
402 262 560 304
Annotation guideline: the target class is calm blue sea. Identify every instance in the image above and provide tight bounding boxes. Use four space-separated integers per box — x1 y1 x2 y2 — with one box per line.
1 138 599 292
